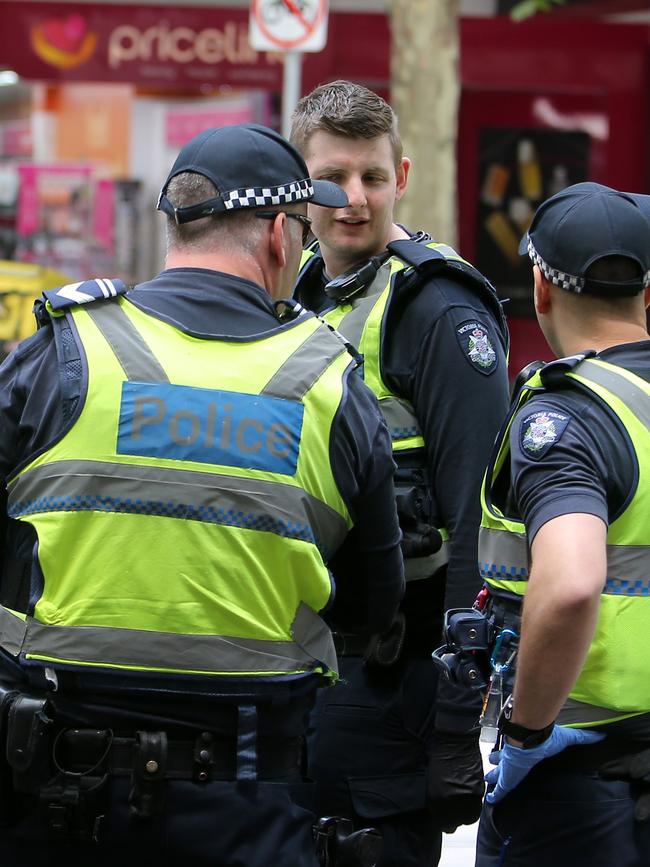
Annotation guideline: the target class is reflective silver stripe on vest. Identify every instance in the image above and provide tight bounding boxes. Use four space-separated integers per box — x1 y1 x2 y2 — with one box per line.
0 601 337 675
380 397 422 441
431 243 464 261
85 302 169 383
7 460 348 558
575 360 650 433
480 527 650 591
603 545 650 590
262 322 347 401
479 526 529 581
558 697 647 727
0 610 27 657
333 261 393 347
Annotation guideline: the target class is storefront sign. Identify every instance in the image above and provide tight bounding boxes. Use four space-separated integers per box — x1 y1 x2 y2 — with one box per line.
0 2 284 89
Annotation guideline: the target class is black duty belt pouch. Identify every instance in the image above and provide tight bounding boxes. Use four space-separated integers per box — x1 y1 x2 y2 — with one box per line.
314 816 383 867
129 730 168 819
5 694 53 794
39 728 111 843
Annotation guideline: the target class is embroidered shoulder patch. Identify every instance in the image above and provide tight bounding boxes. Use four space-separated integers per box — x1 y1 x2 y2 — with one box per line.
519 410 571 460
456 320 498 375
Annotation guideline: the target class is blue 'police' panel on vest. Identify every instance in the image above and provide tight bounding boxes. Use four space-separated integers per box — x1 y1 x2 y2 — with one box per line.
117 382 303 475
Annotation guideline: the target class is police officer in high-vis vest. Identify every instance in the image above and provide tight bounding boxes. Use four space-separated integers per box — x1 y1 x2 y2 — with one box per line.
290 81 510 867
0 124 405 866
475 183 650 867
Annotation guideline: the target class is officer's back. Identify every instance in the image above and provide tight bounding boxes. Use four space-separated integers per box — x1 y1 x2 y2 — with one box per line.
0 124 404 866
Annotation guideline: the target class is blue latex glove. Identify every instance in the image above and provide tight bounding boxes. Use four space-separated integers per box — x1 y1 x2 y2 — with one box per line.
485 724 606 804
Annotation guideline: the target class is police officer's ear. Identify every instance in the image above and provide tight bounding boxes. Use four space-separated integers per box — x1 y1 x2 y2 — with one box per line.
267 212 288 269
533 264 552 315
395 157 411 203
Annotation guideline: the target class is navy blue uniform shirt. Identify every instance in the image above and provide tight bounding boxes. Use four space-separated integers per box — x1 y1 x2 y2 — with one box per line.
508 340 650 738
0 268 404 730
294 240 510 650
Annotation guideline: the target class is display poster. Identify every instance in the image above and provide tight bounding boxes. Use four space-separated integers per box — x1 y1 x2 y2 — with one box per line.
475 128 590 300
16 164 93 277
15 164 115 280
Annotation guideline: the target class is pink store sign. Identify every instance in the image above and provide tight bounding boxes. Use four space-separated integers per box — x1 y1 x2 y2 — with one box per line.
165 104 258 149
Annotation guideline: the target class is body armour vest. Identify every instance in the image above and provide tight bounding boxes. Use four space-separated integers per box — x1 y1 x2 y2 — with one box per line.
3 290 354 683
479 356 650 727
299 240 504 581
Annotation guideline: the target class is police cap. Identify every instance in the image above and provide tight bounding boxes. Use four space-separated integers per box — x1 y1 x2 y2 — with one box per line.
157 123 347 225
519 182 650 297
625 191 650 224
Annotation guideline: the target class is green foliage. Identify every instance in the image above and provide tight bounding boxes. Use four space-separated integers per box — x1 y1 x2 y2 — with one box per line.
510 0 566 21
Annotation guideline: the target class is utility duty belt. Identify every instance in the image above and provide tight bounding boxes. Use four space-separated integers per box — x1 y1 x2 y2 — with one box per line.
0 686 304 842
0 685 384 863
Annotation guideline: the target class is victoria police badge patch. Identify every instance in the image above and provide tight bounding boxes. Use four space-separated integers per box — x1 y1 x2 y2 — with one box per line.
456 320 498 375
520 410 570 460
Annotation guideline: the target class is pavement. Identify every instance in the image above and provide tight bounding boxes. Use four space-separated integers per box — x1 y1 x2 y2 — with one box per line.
439 818 480 867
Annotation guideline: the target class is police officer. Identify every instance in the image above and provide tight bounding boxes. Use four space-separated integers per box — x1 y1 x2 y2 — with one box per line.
290 81 510 866
0 124 405 866
476 183 650 866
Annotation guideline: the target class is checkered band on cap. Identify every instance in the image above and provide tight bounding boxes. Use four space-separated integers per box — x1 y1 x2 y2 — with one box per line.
223 178 314 211
527 237 585 294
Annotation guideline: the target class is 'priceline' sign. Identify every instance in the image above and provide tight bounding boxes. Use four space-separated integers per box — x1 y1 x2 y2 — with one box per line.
1 2 284 89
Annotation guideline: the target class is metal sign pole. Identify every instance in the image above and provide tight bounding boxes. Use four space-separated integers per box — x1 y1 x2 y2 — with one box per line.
281 50 303 138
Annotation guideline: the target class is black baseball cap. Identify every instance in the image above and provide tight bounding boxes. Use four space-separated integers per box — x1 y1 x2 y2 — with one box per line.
519 182 650 296
157 123 347 225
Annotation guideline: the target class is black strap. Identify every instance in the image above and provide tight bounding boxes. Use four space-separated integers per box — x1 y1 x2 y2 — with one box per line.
57 729 303 781
6 695 52 793
128 730 167 819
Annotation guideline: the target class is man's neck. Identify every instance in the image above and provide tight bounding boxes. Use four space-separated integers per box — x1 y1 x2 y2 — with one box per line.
165 250 266 289
560 325 650 357
320 222 410 279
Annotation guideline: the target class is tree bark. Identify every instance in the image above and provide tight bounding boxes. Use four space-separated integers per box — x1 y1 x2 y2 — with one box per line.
388 0 460 246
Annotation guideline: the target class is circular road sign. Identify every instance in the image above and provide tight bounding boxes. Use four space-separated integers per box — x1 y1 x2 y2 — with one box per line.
250 0 328 52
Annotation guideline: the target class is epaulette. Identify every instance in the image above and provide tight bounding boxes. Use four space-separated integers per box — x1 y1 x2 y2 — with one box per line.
387 238 449 271
43 278 128 311
388 238 496 294
387 238 508 347
538 351 597 389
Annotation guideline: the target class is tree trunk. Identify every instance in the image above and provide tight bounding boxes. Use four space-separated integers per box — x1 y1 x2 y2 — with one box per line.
388 0 460 246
